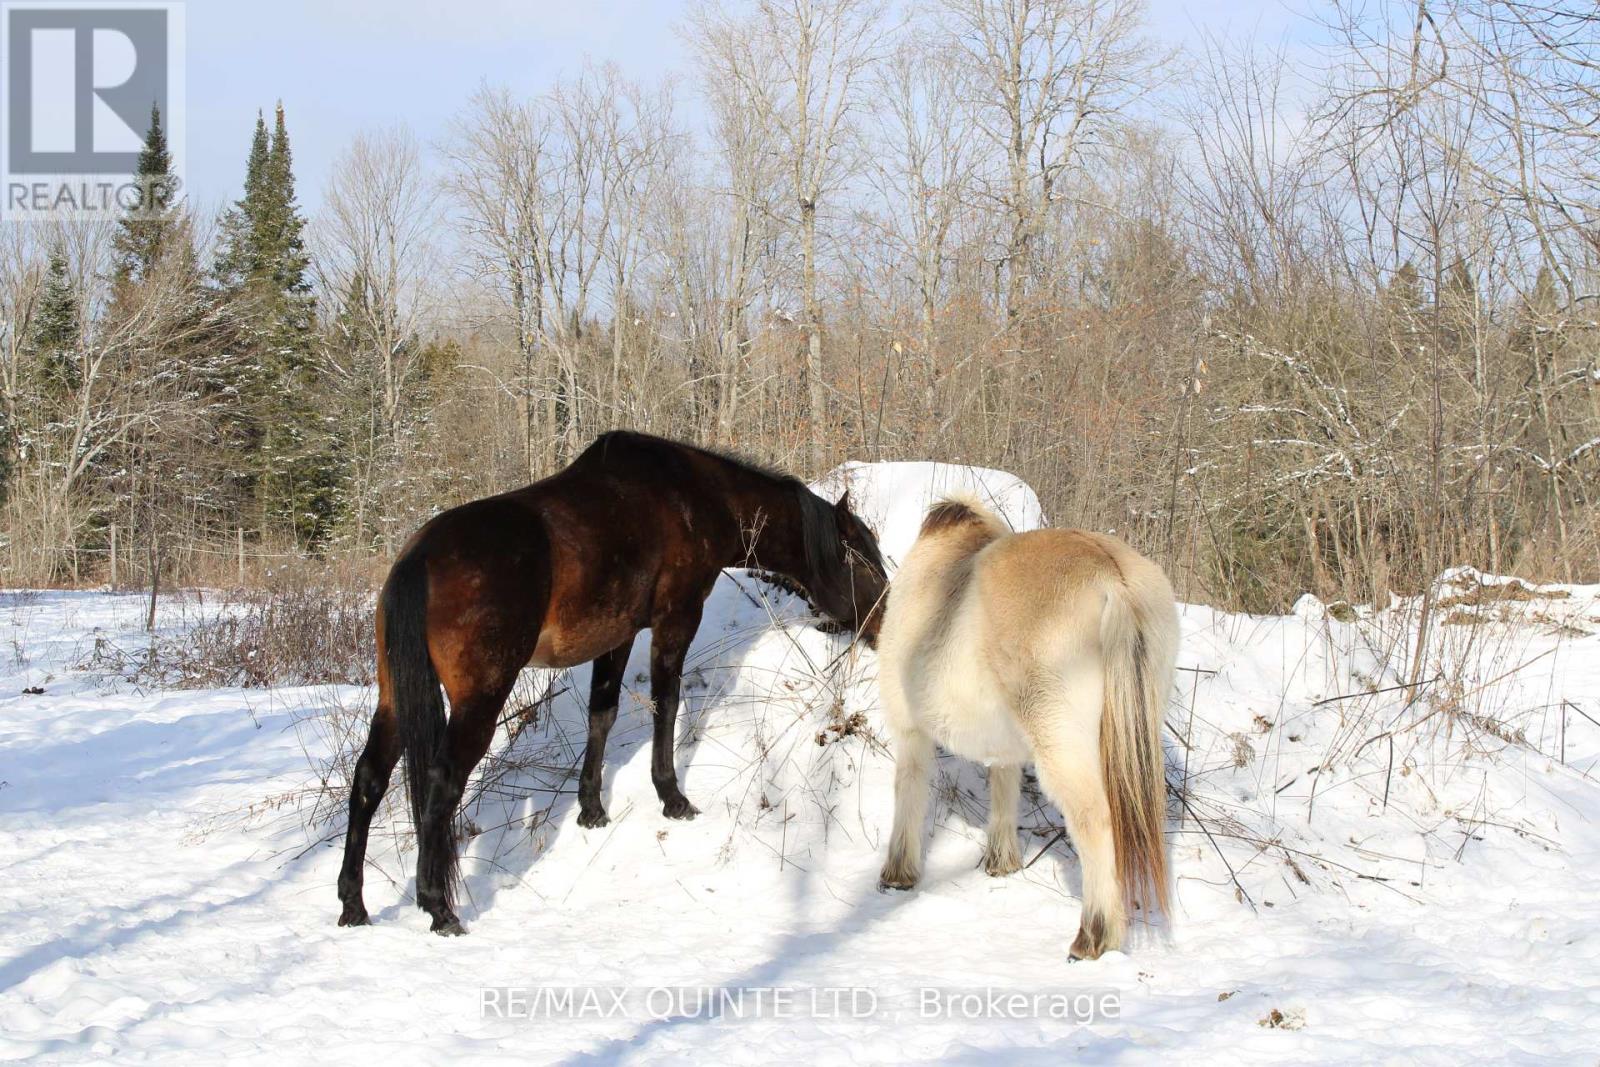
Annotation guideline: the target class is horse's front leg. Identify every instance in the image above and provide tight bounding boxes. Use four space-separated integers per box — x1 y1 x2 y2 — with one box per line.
648 607 702 820
879 727 934 890
577 641 632 828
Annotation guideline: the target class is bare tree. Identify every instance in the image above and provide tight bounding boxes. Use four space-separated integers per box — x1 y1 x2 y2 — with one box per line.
690 0 886 469
1178 32 1317 302
317 125 443 550
1 219 226 583
445 85 553 476
869 31 975 389
686 27 788 443
943 0 1162 320
593 69 677 418
4 0 1596 614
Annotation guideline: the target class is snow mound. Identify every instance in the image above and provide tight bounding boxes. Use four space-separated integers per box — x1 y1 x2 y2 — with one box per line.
813 460 1044 568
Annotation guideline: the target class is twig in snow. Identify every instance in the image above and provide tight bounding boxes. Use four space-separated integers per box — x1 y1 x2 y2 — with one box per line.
1170 782 1258 913
1314 673 1441 707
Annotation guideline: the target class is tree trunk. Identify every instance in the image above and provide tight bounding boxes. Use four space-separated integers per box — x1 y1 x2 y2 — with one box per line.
145 533 159 632
802 196 824 471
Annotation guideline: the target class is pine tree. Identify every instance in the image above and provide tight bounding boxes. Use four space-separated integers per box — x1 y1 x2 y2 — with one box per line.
1384 261 1425 318
1381 260 1427 363
31 247 81 399
260 103 334 544
333 271 373 353
110 103 177 287
212 104 337 546
1527 265 1558 319
215 104 313 320
1510 266 1560 369
213 113 271 291
264 103 312 310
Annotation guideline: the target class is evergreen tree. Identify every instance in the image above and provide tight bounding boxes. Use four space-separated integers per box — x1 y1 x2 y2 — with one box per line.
111 103 177 287
212 104 337 546
1383 261 1425 318
215 103 312 322
264 103 313 310
1381 260 1427 362
332 271 373 353
1444 259 1475 308
259 103 334 544
31 247 81 400
1436 258 1480 361
213 113 271 290
1510 266 1560 368
1527 265 1558 318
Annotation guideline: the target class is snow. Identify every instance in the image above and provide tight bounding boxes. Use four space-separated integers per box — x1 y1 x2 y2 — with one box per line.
811 460 1045 566
2 463 1598 1064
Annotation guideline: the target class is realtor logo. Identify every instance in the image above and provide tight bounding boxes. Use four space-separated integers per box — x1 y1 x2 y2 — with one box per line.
1 1 185 220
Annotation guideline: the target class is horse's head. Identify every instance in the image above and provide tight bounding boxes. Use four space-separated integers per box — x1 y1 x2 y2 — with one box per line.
800 487 889 648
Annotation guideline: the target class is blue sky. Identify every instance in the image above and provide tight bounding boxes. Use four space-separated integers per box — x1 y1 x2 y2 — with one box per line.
178 0 1312 215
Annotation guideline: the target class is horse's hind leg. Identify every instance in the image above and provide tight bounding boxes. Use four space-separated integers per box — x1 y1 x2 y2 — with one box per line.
337 700 400 926
577 641 632 828
1024 683 1126 960
983 764 1023 876
415 677 516 935
879 727 933 890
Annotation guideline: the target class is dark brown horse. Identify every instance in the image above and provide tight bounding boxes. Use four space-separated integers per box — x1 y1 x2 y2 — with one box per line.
336 431 888 935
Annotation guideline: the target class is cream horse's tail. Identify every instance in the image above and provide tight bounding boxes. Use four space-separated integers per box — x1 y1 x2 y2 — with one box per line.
1098 559 1179 918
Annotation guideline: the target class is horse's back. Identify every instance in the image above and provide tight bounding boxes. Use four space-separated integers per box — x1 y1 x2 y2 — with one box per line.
974 529 1119 635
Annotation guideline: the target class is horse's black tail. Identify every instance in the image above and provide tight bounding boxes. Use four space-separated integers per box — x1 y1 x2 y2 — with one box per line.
382 551 455 910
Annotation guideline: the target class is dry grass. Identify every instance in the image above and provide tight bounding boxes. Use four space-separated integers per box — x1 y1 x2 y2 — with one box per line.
78 568 375 690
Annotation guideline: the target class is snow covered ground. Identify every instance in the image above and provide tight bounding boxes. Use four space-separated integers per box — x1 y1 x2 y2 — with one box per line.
2 462 1598 1064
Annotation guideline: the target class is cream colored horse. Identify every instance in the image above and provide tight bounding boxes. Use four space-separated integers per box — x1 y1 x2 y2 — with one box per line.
875 496 1178 960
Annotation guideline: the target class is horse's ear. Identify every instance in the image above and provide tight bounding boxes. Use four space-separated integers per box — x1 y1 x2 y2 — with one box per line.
834 490 852 516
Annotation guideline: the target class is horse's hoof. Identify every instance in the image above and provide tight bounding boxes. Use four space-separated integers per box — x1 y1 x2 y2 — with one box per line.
431 918 468 937
662 797 699 820
337 902 371 927
1068 931 1106 961
1069 913 1113 960
577 808 610 829
983 855 1022 878
877 877 916 893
